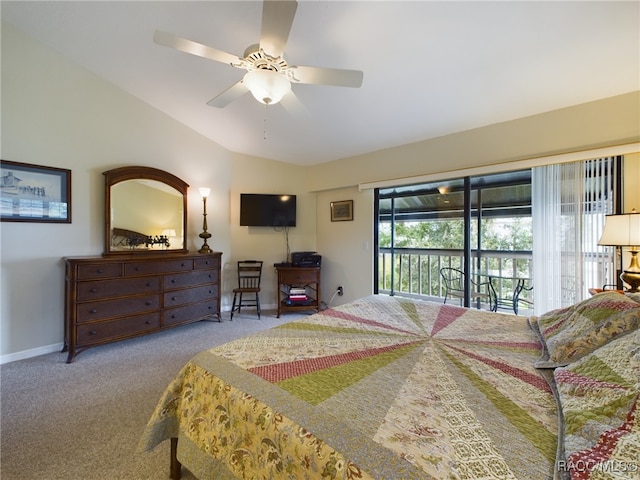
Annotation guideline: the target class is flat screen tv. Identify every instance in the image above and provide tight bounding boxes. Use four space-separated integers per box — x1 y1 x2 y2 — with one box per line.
240 193 296 227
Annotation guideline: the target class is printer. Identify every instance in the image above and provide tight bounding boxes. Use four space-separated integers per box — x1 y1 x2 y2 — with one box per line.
291 251 322 267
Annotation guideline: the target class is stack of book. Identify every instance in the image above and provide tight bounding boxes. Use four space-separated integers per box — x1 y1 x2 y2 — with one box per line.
288 287 308 303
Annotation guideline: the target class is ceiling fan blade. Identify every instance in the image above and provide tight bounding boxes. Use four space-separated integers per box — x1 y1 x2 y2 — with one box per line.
206 81 249 108
154 30 240 66
259 0 298 58
280 90 309 118
291 65 363 88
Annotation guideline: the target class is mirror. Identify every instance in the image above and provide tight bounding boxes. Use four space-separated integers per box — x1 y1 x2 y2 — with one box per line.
104 166 189 255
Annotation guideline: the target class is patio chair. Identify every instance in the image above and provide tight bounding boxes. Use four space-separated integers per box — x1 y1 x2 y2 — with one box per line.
440 267 491 308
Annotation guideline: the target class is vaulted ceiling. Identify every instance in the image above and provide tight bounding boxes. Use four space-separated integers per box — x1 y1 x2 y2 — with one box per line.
2 1 638 165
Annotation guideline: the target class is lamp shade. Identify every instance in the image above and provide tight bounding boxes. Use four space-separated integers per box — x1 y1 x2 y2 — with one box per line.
598 212 640 246
243 69 291 105
199 187 211 198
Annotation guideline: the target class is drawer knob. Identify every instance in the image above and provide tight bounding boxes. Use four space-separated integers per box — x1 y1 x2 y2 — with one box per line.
171 279 176 283
89 330 97 335
171 296 177 301
90 309 97 314
171 314 176 319
145 320 151 325
146 282 152 287
145 301 152 306
90 288 97 293
135 266 141 271
97 268 104 274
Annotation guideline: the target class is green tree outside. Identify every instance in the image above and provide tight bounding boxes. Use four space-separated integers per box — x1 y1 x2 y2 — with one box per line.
378 217 532 299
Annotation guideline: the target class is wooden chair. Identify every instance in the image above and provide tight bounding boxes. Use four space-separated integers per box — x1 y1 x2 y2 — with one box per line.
231 260 263 320
440 267 491 308
588 284 624 296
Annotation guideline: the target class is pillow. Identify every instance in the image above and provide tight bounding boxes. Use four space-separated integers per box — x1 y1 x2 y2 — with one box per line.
553 328 640 479
625 291 640 304
531 291 640 368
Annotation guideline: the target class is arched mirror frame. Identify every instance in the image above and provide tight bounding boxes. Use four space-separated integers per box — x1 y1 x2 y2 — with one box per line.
104 166 189 255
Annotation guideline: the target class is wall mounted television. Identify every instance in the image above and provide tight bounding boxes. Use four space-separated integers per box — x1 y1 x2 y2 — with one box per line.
240 193 296 227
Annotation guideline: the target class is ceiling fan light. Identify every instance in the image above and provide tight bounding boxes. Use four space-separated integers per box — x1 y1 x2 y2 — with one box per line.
243 69 291 105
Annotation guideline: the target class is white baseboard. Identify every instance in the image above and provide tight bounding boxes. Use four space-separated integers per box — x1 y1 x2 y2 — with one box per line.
1 305 282 365
0 342 64 365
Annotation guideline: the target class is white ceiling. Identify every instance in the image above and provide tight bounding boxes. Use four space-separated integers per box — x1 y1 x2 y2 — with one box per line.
2 1 639 166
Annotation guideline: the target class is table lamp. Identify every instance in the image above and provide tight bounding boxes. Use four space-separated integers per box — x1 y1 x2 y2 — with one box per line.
198 187 212 254
598 210 640 292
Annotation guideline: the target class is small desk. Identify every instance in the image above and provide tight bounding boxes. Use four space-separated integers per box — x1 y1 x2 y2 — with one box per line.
275 266 321 317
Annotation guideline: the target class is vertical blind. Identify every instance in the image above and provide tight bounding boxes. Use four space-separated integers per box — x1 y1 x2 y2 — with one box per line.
532 157 618 314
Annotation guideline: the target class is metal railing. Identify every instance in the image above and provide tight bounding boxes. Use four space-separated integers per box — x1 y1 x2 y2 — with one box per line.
378 247 533 312
378 247 616 313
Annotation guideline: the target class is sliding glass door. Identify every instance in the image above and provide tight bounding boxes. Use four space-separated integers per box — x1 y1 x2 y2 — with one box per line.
376 170 532 311
375 157 622 314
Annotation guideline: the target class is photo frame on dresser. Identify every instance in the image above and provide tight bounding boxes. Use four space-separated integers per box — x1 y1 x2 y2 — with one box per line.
0 160 71 223
330 199 353 222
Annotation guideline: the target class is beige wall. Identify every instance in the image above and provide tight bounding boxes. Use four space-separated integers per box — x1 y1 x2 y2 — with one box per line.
306 91 640 192
621 153 640 273
315 187 374 303
624 153 640 212
227 152 317 307
2 22 639 362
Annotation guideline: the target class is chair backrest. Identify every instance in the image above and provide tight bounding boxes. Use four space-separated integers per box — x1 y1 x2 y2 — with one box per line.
237 260 263 289
440 267 465 291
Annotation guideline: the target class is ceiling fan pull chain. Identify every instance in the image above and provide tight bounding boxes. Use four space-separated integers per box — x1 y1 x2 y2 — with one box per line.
263 104 269 140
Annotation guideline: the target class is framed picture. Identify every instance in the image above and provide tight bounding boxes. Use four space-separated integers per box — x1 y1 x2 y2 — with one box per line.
1 160 71 223
330 199 353 222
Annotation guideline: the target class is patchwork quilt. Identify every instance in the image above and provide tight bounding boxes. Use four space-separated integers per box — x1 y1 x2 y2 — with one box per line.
554 328 640 480
139 295 558 479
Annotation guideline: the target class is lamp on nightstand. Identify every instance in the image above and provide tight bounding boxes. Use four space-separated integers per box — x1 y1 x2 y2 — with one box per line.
598 210 640 292
198 187 212 254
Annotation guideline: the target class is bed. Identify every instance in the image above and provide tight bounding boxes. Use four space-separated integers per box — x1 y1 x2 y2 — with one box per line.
139 293 640 479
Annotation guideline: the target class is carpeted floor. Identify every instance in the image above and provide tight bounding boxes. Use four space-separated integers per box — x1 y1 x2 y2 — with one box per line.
0 310 302 479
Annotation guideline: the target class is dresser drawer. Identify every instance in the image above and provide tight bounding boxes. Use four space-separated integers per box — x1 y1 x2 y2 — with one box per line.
76 263 123 280
77 313 160 345
76 295 160 322
124 258 194 276
280 269 319 284
164 302 218 326
164 284 219 308
194 255 220 271
77 277 161 301
164 270 218 290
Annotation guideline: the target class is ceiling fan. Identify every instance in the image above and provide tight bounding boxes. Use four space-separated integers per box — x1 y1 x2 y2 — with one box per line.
154 0 363 109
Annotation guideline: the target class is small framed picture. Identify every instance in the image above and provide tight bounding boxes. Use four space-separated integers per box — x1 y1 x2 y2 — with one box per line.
1 160 72 223
330 199 353 222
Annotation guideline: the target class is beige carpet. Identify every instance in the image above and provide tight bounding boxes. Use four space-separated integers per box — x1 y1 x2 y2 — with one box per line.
0 310 302 479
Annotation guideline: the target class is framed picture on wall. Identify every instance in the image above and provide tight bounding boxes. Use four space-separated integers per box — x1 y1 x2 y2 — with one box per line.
0 160 71 223
330 199 353 222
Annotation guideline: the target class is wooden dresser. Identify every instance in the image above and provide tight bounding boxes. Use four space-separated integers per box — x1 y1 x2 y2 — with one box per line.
64 252 221 363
